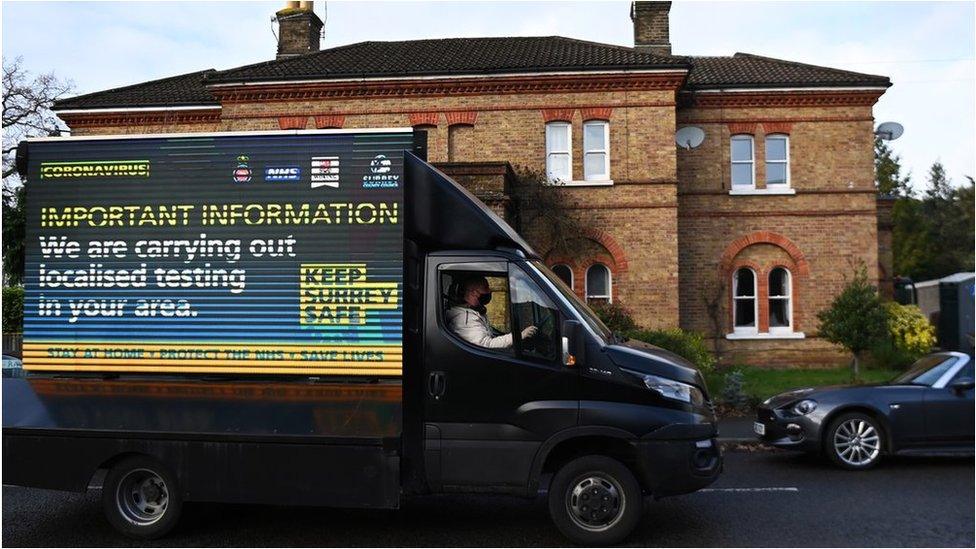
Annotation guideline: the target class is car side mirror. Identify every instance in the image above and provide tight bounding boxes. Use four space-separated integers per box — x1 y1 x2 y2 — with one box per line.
949 377 974 395
561 319 585 367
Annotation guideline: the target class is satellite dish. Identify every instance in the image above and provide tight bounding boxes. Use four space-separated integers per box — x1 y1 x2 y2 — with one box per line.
675 126 705 150
875 122 904 141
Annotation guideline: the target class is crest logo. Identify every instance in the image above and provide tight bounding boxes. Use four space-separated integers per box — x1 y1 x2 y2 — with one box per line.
233 155 252 183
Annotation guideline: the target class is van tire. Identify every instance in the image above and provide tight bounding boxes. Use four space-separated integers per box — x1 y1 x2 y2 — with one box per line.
548 455 643 545
102 456 182 539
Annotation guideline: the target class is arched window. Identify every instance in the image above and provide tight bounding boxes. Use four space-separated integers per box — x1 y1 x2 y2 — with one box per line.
768 267 793 332
551 264 573 290
545 121 572 182
585 263 611 303
732 267 757 332
765 134 790 188
730 134 755 189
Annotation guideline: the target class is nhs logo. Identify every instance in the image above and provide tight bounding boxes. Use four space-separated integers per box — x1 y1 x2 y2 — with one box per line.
264 166 301 182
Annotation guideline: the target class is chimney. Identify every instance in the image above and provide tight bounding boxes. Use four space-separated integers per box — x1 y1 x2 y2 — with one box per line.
631 1 672 56
275 1 323 60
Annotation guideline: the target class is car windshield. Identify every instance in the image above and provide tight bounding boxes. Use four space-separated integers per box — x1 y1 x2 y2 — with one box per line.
529 260 613 343
890 355 956 386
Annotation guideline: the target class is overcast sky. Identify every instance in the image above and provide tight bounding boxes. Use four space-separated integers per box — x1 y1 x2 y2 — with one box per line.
3 1 974 189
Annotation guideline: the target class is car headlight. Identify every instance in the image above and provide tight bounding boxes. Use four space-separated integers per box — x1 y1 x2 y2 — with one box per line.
621 369 704 405
792 399 817 415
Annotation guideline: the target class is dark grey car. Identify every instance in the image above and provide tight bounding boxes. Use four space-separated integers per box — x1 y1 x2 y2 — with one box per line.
755 352 974 469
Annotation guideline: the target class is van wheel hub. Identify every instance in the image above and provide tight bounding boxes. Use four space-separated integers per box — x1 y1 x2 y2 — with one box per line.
567 474 625 532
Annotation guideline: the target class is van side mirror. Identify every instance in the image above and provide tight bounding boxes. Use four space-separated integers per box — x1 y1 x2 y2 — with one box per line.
950 377 974 395
561 320 585 367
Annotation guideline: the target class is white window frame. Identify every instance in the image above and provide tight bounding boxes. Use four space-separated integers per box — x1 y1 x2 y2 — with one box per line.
768 267 793 334
730 134 755 189
545 121 572 183
551 264 574 290
582 120 610 182
585 263 612 303
731 267 758 335
765 134 790 189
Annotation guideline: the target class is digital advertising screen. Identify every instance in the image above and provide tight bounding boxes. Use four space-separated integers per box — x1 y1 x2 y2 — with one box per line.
22 129 410 376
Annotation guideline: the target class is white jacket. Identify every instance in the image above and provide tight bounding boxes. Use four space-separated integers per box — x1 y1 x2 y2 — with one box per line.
445 305 513 349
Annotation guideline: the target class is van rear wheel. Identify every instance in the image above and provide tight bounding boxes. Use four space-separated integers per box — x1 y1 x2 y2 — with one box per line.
102 456 182 539
548 455 643 545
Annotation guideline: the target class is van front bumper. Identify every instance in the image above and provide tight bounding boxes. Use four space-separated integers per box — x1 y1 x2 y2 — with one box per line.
635 423 722 497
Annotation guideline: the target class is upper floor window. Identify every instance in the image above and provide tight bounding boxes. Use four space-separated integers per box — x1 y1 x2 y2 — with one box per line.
551 264 573 290
765 134 790 188
545 122 572 182
732 267 757 332
585 263 612 303
768 267 793 332
730 135 755 188
583 120 610 181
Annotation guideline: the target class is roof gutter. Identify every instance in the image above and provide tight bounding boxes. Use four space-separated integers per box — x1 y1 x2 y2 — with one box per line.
53 104 221 114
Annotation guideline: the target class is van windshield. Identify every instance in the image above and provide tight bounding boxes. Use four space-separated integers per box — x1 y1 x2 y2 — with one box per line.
529 260 613 343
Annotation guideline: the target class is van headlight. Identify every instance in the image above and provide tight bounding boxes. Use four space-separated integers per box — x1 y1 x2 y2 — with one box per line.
621 369 703 405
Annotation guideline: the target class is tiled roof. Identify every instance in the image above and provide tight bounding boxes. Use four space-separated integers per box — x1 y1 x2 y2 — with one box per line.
204 36 687 83
52 41 890 111
681 53 890 90
53 69 218 110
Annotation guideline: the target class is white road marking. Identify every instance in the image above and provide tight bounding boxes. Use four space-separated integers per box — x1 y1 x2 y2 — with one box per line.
700 487 799 493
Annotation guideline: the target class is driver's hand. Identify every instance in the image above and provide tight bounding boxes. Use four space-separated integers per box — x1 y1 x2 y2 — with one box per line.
521 326 539 339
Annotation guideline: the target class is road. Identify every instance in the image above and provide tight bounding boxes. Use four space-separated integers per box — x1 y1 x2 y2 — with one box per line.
3 450 973 547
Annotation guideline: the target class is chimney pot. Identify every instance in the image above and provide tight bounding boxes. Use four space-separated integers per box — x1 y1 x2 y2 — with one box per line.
631 1 672 56
275 2 323 60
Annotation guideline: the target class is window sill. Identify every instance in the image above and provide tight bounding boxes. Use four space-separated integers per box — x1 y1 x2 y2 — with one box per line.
551 179 614 187
729 187 796 196
725 331 806 340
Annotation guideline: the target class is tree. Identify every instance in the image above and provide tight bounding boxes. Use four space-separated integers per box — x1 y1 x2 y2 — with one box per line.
2 57 73 284
874 137 912 197
817 265 888 381
892 162 975 281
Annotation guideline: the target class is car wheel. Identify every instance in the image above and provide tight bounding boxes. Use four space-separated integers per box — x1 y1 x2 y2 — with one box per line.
548 455 643 545
825 412 884 470
102 456 182 539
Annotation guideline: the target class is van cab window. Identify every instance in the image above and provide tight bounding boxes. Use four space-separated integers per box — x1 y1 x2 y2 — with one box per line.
442 270 514 353
440 265 558 361
510 265 560 361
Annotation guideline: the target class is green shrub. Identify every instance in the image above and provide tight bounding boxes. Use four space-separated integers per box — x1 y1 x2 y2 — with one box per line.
720 369 749 410
868 302 936 369
883 302 936 356
816 265 888 380
626 328 717 373
591 301 637 333
2 286 24 333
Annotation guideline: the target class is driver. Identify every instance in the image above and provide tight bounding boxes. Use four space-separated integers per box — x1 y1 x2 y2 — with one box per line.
446 275 537 349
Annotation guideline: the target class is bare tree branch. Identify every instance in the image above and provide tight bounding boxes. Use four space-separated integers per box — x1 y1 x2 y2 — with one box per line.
2 56 74 196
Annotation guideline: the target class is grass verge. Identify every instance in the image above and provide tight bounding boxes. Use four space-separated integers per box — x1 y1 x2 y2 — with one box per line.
704 365 900 405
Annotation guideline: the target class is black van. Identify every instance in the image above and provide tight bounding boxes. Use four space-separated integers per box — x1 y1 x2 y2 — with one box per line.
3 129 720 545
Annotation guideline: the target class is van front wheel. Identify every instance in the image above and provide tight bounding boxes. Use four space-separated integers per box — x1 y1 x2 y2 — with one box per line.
102 456 182 539
548 455 643 545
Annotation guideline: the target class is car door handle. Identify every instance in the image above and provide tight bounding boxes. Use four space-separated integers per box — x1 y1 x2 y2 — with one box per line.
428 371 446 399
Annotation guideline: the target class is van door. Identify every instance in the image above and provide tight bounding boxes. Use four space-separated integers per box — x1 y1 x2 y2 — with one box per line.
423 257 578 492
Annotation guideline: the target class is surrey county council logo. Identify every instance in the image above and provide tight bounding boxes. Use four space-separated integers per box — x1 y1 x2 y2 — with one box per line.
233 155 252 183
40 160 150 179
264 166 302 182
362 154 399 189
310 156 340 189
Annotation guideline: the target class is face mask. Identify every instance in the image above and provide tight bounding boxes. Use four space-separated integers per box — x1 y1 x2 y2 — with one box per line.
478 292 492 306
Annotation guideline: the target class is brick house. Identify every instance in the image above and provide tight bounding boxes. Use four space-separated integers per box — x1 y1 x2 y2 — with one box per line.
51 1 892 366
